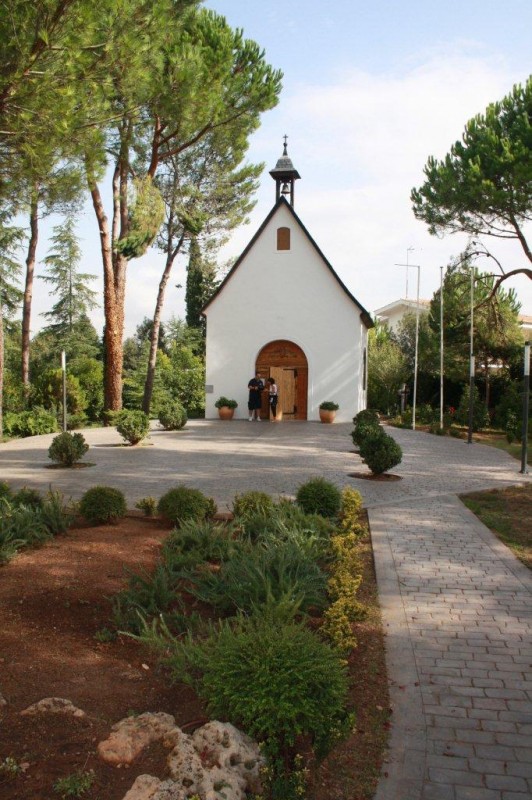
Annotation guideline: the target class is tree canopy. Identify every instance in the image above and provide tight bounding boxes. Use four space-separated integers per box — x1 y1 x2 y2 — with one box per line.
411 76 532 292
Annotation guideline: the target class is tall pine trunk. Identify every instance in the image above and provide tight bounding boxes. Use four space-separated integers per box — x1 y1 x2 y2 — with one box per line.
0 292 4 439
21 191 39 395
88 177 126 412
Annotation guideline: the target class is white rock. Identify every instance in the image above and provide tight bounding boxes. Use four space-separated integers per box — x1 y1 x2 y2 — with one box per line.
20 697 85 718
122 774 162 800
98 712 180 765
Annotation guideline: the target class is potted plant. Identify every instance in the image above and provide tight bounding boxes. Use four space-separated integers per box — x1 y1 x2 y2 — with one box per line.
215 397 238 420
319 401 339 423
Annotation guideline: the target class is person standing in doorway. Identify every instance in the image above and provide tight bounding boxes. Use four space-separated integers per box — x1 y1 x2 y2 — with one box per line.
267 377 278 420
247 371 264 421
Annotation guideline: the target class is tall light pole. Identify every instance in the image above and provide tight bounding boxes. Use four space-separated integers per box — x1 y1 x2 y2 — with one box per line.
467 265 475 445
440 265 444 430
520 341 530 474
405 246 414 299
395 255 421 430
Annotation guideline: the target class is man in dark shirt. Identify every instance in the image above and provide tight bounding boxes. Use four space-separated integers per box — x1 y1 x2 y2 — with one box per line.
247 371 264 421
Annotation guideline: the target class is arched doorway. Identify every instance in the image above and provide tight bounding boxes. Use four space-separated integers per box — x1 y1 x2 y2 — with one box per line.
256 340 308 420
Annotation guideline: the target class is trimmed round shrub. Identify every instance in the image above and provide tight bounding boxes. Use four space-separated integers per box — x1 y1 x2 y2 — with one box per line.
48 431 89 466
232 490 274 520
157 486 215 525
296 477 341 518
79 486 127 524
351 408 380 446
359 428 402 475
13 487 43 509
115 409 150 445
158 400 187 431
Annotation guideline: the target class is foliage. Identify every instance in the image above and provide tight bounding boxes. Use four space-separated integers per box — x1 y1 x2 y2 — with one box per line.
0 489 74 563
135 497 158 517
338 487 365 535
351 409 380 446
53 770 95 798
32 368 87 419
188 539 329 618
505 412 522 444
493 381 524 429
359 428 403 475
140 614 350 795
367 322 408 414
455 384 491 432
113 565 183 635
157 486 216 525
115 409 150 445
40 217 98 334
114 177 165 259
185 236 220 333
232 491 274 520
412 77 532 292
79 486 126 524
159 340 205 416
321 531 366 652
3 406 58 438
296 478 341 518
319 401 339 411
158 399 187 430
214 396 238 409
48 432 89 467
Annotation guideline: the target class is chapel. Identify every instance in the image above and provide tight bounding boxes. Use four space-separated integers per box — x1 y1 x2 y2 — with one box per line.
202 140 373 422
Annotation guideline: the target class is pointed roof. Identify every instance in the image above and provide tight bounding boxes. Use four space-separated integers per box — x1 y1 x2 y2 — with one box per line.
269 137 301 182
202 196 373 328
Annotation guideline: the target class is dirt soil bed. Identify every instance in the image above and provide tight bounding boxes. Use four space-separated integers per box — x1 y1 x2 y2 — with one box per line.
0 514 389 800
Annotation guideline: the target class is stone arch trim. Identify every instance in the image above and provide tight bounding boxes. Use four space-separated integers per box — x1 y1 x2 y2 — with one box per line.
256 340 308 420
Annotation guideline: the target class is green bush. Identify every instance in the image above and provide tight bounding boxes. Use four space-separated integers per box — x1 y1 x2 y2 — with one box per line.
115 409 150 445
505 411 522 444
359 428 402 475
158 400 187 431
0 482 12 501
232 490 275 520
351 409 380 445
319 401 339 411
4 407 58 438
189 539 329 618
48 432 89 466
455 384 490 432
79 486 127 524
148 615 350 797
214 396 238 409
13 487 43 508
296 477 341 518
157 486 216 525
135 496 158 516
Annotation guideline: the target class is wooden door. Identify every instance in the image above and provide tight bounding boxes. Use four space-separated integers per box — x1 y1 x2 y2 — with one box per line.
256 340 308 420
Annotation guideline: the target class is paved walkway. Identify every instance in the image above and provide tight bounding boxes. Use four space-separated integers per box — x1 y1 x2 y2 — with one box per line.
1 421 532 799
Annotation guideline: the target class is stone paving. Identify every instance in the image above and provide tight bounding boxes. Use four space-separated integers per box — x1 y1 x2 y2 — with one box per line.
1 420 532 799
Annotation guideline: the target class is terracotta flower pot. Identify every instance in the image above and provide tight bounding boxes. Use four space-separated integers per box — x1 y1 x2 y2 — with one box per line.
218 406 235 420
319 409 336 423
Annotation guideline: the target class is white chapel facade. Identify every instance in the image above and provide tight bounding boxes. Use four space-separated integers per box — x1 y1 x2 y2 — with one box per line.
202 142 373 423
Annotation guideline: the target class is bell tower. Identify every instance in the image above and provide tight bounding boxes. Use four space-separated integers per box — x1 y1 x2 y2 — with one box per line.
269 135 301 206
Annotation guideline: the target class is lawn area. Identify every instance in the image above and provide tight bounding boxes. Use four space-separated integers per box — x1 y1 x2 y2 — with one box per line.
460 483 532 569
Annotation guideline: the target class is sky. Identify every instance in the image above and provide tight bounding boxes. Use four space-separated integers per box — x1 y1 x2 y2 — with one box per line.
32 0 532 336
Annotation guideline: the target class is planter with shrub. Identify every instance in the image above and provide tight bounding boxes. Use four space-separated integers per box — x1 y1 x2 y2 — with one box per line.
214 397 238 420
319 401 339 423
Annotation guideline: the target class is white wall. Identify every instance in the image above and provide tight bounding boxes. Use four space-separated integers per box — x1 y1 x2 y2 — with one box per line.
204 203 368 422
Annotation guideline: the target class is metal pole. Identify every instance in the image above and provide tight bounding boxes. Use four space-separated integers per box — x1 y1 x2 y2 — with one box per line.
467 267 474 444
61 350 67 432
520 341 530 474
440 265 444 430
412 264 420 431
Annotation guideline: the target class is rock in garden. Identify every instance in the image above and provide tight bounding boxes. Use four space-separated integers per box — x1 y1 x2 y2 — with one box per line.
20 697 85 717
98 712 181 765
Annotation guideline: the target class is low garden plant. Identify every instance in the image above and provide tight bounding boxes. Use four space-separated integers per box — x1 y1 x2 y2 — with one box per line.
296 477 341 518
232 490 275 520
158 400 187 431
79 486 127 524
0 488 74 563
135 496 158 516
157 486 216 525
48 431 89 466
115 409 150 445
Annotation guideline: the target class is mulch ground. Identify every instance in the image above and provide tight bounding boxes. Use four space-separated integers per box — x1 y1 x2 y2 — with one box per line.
0 514 390 800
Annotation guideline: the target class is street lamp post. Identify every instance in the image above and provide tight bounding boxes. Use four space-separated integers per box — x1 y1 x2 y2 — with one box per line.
395 253 421 430
467 266 475 445
520 341 530 474
440 265 444 430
